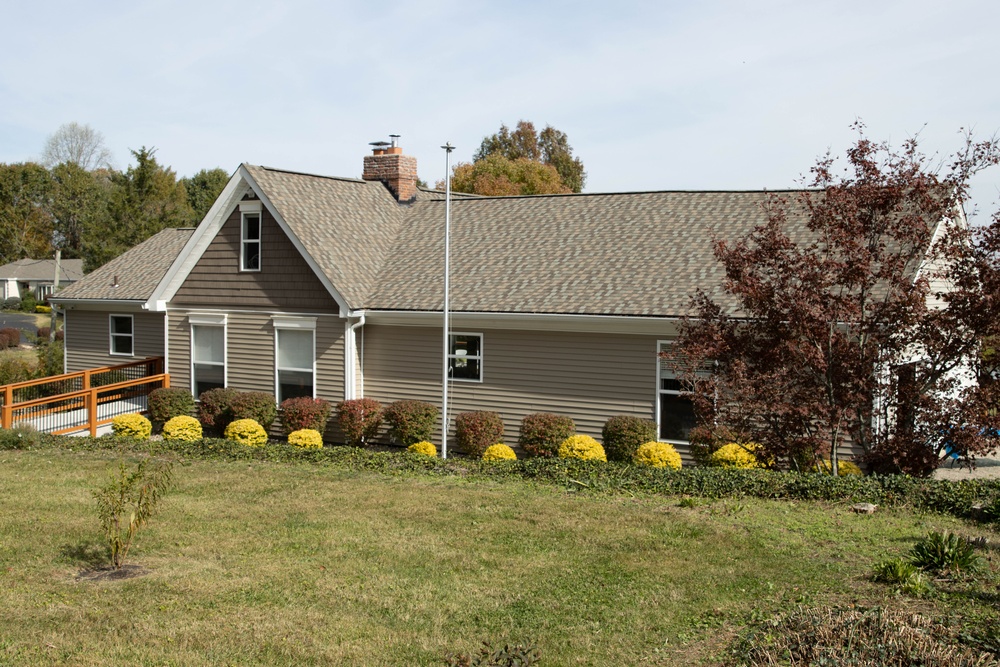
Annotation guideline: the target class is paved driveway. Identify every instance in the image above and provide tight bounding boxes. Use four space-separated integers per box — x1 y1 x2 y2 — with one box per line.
934 451 1000 480
0 312 39 344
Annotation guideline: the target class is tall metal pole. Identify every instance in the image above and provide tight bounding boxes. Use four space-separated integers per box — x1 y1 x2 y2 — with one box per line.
441 142 454 459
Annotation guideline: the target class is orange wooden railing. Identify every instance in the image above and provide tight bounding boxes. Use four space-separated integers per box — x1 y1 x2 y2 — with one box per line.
0 357 169 436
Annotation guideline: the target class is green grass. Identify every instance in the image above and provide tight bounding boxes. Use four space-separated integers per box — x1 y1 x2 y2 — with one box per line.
0 448 997 666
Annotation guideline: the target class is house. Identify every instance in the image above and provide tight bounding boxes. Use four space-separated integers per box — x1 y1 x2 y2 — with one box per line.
0 258 85 302
50 139 886 454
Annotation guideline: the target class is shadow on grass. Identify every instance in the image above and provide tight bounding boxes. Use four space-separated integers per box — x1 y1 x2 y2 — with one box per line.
59 540 110 568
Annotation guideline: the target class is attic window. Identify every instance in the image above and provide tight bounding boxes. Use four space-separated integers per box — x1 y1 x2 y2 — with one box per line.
240 201 262 272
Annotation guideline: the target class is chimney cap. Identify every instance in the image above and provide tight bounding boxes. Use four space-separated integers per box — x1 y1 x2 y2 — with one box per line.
369 140 390 148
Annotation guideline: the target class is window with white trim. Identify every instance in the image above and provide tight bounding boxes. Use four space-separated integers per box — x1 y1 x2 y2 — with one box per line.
657 341 699 442
191 318 226 396
109 315 134 356
240 201 262 271
274 317 316 402
448 333 482 382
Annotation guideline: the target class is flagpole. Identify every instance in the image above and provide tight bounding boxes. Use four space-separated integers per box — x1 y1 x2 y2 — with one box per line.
441 142 454 459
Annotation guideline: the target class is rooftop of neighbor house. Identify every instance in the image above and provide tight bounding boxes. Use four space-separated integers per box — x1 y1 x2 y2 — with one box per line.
0 258 84 282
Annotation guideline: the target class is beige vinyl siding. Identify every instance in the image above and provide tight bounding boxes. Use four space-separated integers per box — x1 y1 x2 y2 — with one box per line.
168 309 346 395
363 324 658 451
167 309 347 438
172 205 341 312
64 310 165 373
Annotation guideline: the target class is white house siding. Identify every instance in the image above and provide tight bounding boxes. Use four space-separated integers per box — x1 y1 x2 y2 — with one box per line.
362 323 660 452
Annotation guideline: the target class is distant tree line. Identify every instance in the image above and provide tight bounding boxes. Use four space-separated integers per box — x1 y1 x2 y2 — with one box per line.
0 123 229 272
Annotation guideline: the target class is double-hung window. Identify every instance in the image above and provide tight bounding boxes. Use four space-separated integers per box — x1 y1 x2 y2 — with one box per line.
240 201 262 271
109 315 134 356
657 341 699 442
191 315 226 396
274 317 316 402
448 333 482 382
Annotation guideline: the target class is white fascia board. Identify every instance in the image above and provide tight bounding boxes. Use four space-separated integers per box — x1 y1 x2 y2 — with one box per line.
144 165 350 317
362 310 682 336
145 167 250 309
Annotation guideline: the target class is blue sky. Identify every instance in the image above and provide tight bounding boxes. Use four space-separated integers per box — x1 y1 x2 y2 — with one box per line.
2 0 998 216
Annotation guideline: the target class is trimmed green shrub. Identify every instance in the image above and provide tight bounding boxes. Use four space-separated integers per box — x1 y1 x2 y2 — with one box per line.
635 441 682 469
111 413 151 440
148 387 195 423
280 397 331 435
163 415 202 442
230 391 277 431
337 398 383 447
288 428 323 449
225 418 268 448
384 400 438 445
483 443 517 461
558 434 607 462
910 530 984 574
408 440 437 457
18 292 36 313
711 443 761 469
198 387 237 433
0 424 41 450
601 415 656 462
2 296 20 311
518 413 575 458
455 411 504 458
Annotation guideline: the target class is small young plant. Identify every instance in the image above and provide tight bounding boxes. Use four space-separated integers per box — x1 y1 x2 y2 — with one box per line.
872 557 933 597
93 456 173 570
910 530 984 575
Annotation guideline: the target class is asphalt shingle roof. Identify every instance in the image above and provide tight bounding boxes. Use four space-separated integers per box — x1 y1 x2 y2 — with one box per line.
245 165 405 307
50 163 821 318
0 258 84 282
369 190 813 317
55 228 195 301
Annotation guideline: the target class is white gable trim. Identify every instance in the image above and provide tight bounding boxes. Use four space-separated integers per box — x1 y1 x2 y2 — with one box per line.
145 164 350 316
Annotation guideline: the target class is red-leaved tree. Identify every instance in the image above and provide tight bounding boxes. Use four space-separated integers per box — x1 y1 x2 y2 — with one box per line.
672 125 1000 476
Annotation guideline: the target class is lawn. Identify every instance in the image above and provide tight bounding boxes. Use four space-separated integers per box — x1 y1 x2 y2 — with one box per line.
0 448 997 666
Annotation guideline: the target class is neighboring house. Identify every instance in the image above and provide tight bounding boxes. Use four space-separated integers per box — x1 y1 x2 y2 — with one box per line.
0 258 85 301
49 139 959 454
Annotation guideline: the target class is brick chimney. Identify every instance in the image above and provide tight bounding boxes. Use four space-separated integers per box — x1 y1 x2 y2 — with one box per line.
362 135 418 203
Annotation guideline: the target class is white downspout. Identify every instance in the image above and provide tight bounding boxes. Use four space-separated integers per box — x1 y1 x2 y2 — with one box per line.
346 314 366 400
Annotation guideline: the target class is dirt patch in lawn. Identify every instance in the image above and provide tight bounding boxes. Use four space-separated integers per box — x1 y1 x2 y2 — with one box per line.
75 564 149 583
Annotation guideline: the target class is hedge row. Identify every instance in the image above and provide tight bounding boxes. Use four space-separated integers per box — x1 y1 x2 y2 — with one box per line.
12 432 1000 522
